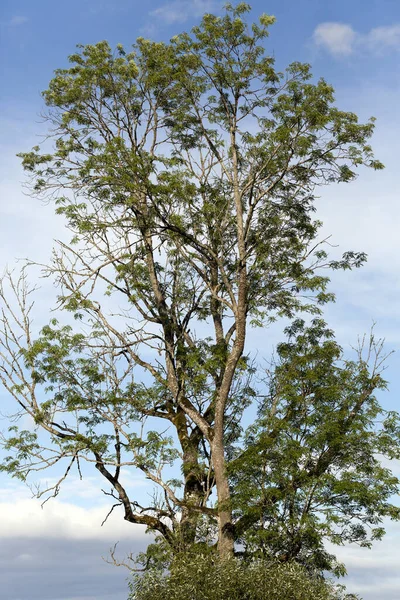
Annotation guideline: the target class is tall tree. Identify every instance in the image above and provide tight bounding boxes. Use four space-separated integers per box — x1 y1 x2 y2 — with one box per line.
0 3 388 564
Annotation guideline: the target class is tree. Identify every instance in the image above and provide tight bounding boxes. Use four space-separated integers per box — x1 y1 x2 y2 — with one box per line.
0 2 392 571
230 319 400 576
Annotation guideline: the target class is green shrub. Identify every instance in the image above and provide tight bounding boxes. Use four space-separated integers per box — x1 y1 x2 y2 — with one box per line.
128 555 360 600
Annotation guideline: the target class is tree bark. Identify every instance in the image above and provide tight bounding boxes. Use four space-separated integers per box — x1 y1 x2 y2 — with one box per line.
174 408 206 548
212 433 234 558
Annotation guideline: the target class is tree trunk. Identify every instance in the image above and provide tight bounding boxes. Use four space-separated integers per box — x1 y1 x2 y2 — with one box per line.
174 409 206 549
212 436 234 558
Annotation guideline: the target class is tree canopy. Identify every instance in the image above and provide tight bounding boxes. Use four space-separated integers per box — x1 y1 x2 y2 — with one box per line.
0 2 397 586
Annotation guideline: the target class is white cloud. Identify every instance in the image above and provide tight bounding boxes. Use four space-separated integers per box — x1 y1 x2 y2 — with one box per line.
313 21 400 57
332 520 400 599
149 0 220 25
0 492 147 540
0 469 154 540
313 22 356 56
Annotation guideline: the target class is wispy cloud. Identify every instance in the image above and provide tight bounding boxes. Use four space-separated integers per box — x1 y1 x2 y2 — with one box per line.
313 21 400 57
149 0 220 26
368 24 400 51
8 15 28 26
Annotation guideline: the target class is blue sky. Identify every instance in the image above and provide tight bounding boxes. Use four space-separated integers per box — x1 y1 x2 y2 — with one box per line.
1 0 400 598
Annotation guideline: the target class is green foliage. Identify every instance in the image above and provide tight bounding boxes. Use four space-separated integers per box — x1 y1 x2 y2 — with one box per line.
17 4 381 325
128 554 359 600
230 320 400 575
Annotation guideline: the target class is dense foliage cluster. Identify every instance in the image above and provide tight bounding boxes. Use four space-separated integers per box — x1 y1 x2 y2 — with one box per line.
128 554 359 600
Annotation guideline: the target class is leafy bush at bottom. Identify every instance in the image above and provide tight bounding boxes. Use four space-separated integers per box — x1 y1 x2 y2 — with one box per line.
128 555 360 600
